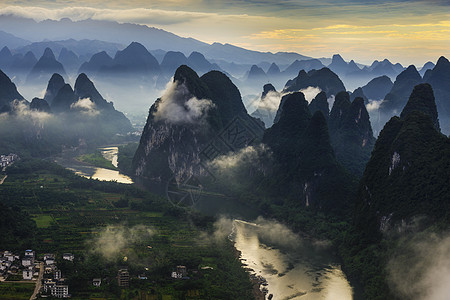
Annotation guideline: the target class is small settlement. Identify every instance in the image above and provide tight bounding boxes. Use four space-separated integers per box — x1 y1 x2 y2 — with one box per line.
0 249 72 298
0 153 18 169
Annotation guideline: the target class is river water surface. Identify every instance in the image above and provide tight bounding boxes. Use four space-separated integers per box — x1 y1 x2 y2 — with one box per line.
231 219 353 300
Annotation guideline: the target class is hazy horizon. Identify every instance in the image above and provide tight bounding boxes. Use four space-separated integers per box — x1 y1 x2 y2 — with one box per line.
0 1 449 67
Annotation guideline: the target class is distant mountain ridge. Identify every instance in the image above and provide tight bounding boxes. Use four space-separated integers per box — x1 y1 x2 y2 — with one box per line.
0 15 311 66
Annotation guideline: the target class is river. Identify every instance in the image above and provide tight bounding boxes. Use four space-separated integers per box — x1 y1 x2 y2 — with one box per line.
53 146 133 184
230 219 353 300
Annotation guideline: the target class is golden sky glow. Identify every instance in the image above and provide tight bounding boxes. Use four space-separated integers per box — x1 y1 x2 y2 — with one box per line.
0 1 449 66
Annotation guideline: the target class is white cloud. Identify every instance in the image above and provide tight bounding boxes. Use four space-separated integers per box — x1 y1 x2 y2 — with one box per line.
366 99 383 112
299 86 322 103
0 99 52 125
208 144 269 170
256 86 321 115
70 97 99 116
256 90 282 112
153 80 214 125
327 95 335 109
89 224 155 262
0 5 212 25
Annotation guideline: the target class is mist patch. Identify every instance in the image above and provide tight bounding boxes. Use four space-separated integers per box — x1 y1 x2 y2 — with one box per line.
387 232 450 300
299 86 322 103
88 224 155 262
366 99 383 112
153 80 215 125
70 97 100 116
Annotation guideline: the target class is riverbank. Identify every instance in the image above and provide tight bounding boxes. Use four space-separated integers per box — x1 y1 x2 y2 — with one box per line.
232 247 266 300
77 151 118 171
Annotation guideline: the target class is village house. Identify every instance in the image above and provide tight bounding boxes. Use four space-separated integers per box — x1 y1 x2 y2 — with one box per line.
117 269 129 287
22 257 33 267
3 251 16 262
62 253 74 261
45 264 57 274
22 249 35 267
44 254 55 265
51 283 69 298
92 278 102 287
24 249 35 260
23 266 34 280
43 279 56 293
54 269 62 280
0 153 18 168
9 265 19 275
171 265 188 279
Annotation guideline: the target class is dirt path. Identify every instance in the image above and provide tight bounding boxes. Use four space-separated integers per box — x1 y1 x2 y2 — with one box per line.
30 262 44 300
0 174 7 184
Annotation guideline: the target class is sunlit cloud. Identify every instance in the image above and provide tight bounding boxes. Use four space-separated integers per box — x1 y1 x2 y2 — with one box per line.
0 1 448 66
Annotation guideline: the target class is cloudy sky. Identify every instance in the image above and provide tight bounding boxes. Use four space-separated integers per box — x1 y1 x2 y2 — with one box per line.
0 0 449 65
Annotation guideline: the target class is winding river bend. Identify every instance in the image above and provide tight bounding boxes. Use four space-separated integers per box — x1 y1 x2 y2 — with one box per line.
230 219 353 300
53 146 133 184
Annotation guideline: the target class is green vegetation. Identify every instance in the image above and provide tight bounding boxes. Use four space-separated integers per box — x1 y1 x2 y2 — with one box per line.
118 142 139 175
78 151 118 170
0 282 35 300
0 159 255 300
32 214 54 228
329 92 375 177
0 201 36 250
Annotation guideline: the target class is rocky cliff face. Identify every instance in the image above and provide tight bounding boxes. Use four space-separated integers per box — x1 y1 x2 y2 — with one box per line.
132 65 263 183
308 91 329 121
329 92 375 176
355 83 450 237
423 56 450 133
262 92 353 211
44 73 65 104
0 68 24 108
400 83 440 131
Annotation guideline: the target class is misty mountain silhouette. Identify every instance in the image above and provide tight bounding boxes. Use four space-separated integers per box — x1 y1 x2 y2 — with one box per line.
423 56 450 132
0 46 13 70
78 51 114 75
51 83 77 113
361 75 393 100
379 65 422 117
44 73 66 104
350 87 368 103
26 47 67 85
58 47 80 73
284 67 346 96
30 97 51 113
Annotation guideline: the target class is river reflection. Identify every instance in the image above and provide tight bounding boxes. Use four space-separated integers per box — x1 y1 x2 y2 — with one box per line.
231 220 353 300
54 146 133 184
